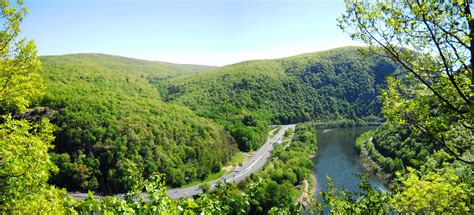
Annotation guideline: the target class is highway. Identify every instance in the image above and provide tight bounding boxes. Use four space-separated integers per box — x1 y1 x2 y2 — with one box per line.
167 124 295 199
70 124 296 200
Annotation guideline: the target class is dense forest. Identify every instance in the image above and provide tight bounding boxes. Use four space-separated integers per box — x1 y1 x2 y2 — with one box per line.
38 54 237 193
163 47 396 151
355 123 432 176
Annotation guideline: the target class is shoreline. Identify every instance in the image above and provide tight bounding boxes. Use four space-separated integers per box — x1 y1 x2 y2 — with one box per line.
359 136 393 188
310 173 317 194
309 153 317 194
297 153 318 207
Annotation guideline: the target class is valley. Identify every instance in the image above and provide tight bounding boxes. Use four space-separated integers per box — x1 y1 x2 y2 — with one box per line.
32 47 470 214
3 46 469 214
1 0 472 213
37 47 396 195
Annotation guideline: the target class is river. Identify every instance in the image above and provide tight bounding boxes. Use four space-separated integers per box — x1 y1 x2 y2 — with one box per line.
313 127 387 200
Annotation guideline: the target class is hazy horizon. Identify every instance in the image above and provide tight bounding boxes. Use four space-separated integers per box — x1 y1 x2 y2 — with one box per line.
39 45 364 66
23 0 361 66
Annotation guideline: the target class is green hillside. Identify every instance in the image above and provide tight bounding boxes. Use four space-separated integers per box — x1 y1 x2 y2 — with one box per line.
163 47 397 151
37 48 397 193
38 54 236 193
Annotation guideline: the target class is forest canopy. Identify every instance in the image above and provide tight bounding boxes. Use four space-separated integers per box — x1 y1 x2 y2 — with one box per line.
39 54 237 193
164 47 397 151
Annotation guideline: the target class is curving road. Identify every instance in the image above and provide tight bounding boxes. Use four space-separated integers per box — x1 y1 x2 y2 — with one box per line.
166 124 295 199
70 124 296 200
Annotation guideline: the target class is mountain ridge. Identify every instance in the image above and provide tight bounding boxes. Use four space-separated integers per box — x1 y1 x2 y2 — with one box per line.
162 46 397 151
38 46 397 193
39 46 367 68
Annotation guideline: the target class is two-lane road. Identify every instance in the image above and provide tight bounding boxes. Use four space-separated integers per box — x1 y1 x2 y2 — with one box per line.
70 124 296 200
167 124 295 199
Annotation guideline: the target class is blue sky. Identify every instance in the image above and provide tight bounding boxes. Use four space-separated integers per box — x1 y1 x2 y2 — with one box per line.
23 0 360 66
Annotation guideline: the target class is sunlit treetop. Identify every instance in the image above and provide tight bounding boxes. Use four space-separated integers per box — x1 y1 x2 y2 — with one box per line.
0 0 42 113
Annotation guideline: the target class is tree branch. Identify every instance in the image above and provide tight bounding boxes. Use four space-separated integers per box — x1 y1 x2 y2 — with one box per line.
464 1 474 99
416 0 471 106
408 117 473 164
351 2 467 114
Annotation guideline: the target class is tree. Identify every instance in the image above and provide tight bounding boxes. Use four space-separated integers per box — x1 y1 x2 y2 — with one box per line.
319 176 391 214
0 116 67 213
200 182 211 193
391 166 471 213
0 0 66 212
338 0 473 163
0 0 42 113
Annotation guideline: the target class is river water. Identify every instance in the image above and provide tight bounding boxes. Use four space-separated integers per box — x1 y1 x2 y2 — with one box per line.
313 127 386 200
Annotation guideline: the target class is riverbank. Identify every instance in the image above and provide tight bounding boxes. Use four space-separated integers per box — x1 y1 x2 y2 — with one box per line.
309 154 317 195
297 157 317 206
355 131 392 183
313 119 383 129
359 139 391 182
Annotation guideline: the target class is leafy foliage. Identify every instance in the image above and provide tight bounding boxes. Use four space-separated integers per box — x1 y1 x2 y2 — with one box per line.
320 176 391 214
0 1 68 212
0 115 69 213
357 122 436 177
242 123 318 214
391 166 471 213
318 161 473 214
0 0 42 113
339 0 473 163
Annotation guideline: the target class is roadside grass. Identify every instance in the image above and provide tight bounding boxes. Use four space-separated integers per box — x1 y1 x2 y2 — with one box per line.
283 133 292 142
229 152 246 165
282 126 295 149
181 151 248 188
182 170 227 188
222 151 250 173
176 126 286 189
268 125 281 138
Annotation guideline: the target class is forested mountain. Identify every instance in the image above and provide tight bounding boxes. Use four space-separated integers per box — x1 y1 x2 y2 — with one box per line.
37 48 396 192
164 47 397 151
38 54 236 193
